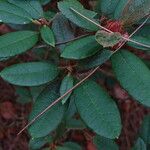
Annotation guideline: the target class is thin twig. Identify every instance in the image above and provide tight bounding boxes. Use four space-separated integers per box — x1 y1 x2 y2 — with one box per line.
113 15 150 54
34 34 90 49
56 34 90 45
70 7 150 49
17 66 99 135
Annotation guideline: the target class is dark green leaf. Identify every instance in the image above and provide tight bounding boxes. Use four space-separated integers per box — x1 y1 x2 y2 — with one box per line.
139 115 150 144
8 0 43 19
40 0 51 5
60 74 74 104
15 86 32 104
98 0 120 16
0 31 38 57
120 0 150 26
29 85 64 138
128 35 150 51
0 62 59 86
0 1 32 24
74 80 121 139
30 85 47 102
57 142 82 150
114 0 127 19
29 135 52 150
58 0 99 31
66 118 86 129
95 30 122 47
94 135 119 150
61 36 101 60
52 13 75 51
132 138 146 150
40 25 55 47
44 10 55 20
79 49 113 69
111 50 150 107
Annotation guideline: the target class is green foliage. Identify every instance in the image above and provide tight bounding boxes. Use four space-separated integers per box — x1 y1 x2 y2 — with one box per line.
29 84 65 138
0 0 150 149
94 135 119 150
120 0 150 26
74 80 121 139
40 25 55 47
15 86 32 104
60 74 74 104
56 142 82 150
111 50 150 107
96 0 120 17
79 49 113 69
0 62 59 86
29 135 52 150
0 0 43 24
61 35 101 59
58 0 99 31
132 138 146 150
95 30 122 47
128 36 150 51
0 31 38 57
52 13 75 51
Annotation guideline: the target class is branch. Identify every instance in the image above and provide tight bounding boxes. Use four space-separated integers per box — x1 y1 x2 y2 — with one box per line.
56 34 90 45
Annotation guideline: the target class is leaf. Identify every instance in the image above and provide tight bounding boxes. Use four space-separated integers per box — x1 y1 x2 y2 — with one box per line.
57 142 82 150
44 10 55 20
40 0 51 5
139 115 150 144
132 138 146 150
58 0 99 31
111 50 150 107
30 85 47 102
79 49 113 69
0 1 32 24
40 25 55 47
114 0 127 19
60 74 74 104
128 35 150 51
74 80 121 139
121 0 150 26
15 86 32 104
0 31 38 57
95 30 122 47
61 35 102 60
0 62 59 86
99 0 120 16
52 13 75 51
94 135 119 150
29 84 65 138
29 135 52 150
8 0 43 19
